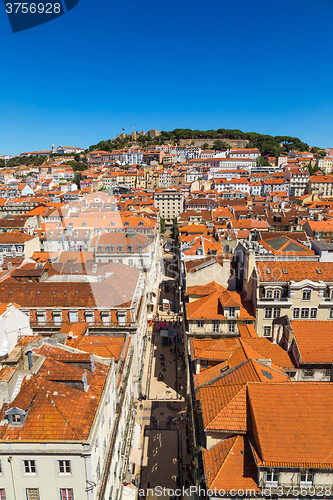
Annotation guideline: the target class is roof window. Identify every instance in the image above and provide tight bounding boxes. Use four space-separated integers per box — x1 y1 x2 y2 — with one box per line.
265 269 271 274
282 269 288 274
317 269 322 274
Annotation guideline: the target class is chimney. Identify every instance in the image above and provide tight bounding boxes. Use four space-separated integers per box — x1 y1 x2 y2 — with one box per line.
26 349 33 370
257 358 271 368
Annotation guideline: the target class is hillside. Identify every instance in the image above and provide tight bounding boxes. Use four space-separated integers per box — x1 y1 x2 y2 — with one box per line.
89 128 319 158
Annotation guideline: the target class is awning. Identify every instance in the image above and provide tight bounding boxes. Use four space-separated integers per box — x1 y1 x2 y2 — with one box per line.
130 447 142 465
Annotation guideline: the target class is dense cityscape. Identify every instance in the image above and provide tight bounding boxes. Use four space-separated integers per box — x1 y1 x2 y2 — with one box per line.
0 129 333 499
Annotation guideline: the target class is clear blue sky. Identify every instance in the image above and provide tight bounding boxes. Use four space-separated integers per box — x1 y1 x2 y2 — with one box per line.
1 0 333 155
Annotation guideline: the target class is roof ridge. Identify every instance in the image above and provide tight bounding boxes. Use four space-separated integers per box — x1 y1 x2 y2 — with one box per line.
207 385 247 430
210 435 240 490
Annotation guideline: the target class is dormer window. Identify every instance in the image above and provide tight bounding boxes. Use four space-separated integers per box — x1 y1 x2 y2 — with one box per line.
5 407 26 426
109 221 115 227
302 290 311 301
124 221 129 226
138 221 144 226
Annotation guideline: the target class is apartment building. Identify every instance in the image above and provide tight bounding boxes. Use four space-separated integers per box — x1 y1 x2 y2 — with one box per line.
318 156 333 173
185 282 255 336
0 336 134 500
253 261 333 338
284 167 309 197
153 186 184 224
309 173 333 197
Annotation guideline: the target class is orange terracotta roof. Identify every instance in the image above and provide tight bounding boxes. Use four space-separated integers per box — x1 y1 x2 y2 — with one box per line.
291 320 333 364
256 261 333 282
248 382 333 467
66 335 125 360
202 435 259 492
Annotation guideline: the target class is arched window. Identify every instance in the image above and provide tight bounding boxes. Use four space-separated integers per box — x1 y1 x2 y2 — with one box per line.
128 245 133 252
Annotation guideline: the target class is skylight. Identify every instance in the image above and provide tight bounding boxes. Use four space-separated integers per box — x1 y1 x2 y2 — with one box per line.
266 269 271 274
317 269 322 274
282 269 288 274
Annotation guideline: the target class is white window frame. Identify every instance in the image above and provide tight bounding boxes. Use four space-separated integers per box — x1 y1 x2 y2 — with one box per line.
197 320 203 329
58 460 71 475
60 489 73 500
310 308 317 319
266 468 279 486
263 326 271 337
273 308 280 318
26 489 39 500
293 308 300 319
23 460 37 475
301 308 309 319
212 320 219 333
300 469 313 485
302 289 311 301
265 308 272 319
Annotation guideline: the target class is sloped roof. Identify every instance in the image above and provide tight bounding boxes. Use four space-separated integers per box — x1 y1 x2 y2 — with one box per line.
202 435 259 491
291 320 333 364
248 382 333 467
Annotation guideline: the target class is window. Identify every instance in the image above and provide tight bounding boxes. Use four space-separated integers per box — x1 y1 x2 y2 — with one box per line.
229 307 236 317
304 368 313 378
0 460 2 474
58 460 71 474
273 290 280 299
273 308 280 318
127 245 133 252
117 245 122 252
263 326 271 337
325 367 331 378
266 468 279 485
24 460 36 474
138 245 143 252
12 414 21 423
300 469 313 484
60 489 73 500
0 489 5 500
228 321 236 333
266 290 273 299
97 245 103 252
302 290 311 300
265 308 272 319
69 311 78 322
197 320 203 328
330 289 333 299
293 308 300 319
128 259 133 267
36 311 46 325
301 308 309 319
310 308 317 319
26 490 39 500
212 321 219 333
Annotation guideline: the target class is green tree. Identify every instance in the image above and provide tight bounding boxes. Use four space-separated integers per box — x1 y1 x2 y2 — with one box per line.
256 155 270 166
160 217 166 234
202 143 210 150
213 140 229 150
73 172 83 188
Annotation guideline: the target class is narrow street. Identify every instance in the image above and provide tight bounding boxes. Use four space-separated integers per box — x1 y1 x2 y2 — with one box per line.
136 232 191 499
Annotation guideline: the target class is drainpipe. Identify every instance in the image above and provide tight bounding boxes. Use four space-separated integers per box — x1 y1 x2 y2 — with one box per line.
8 456 17 500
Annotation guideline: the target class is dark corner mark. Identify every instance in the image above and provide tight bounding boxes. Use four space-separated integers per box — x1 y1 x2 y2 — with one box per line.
2 0 80 33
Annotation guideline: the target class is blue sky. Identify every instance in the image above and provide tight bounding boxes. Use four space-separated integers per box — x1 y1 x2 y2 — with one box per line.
1 0 333 155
